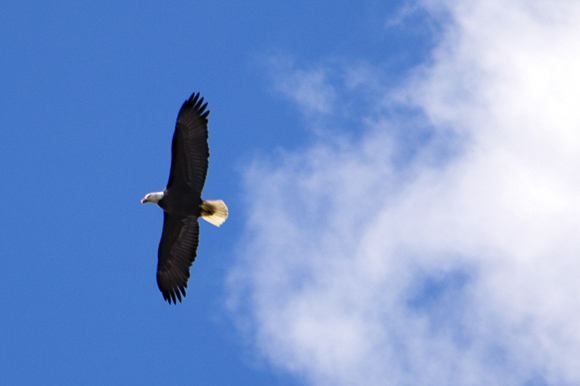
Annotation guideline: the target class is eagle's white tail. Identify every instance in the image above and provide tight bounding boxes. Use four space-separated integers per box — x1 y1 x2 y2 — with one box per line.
200 200 228 227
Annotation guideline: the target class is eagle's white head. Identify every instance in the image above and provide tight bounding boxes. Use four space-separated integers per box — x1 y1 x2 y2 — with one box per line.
141 191 164 205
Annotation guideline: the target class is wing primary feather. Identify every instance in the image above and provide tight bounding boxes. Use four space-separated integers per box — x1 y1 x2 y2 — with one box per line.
195 94 203 108
189 93 200 105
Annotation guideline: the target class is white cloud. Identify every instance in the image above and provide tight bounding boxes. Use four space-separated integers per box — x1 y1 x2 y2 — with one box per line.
265 55 337 116
230 1 580 385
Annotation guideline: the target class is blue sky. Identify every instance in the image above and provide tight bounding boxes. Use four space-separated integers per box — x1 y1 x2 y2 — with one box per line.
2 1 580 385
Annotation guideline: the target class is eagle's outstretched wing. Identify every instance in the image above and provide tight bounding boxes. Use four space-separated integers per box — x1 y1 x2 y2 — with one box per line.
166 92 209 195
156 212 200 304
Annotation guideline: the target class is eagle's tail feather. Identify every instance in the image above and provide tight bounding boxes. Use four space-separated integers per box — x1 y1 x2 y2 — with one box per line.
200 200 228 227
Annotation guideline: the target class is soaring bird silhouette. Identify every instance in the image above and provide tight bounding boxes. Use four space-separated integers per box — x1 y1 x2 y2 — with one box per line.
141 92 228 304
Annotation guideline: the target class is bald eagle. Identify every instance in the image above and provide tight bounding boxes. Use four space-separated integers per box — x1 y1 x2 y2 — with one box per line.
141 92 228 304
